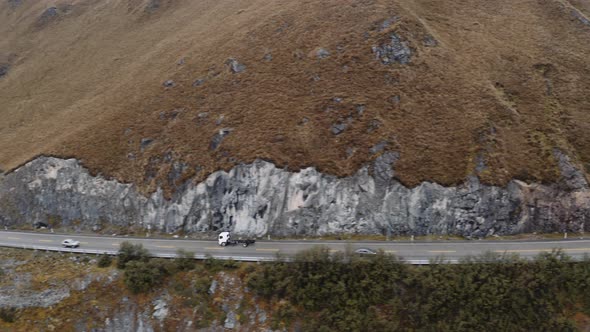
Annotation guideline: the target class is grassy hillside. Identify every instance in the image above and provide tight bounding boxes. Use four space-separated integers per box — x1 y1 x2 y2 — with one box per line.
1 0 590 193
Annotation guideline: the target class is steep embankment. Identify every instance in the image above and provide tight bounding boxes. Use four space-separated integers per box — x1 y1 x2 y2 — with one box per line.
1 0 590 236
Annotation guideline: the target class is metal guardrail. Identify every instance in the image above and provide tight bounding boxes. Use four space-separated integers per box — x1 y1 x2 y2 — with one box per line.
0 242 280 262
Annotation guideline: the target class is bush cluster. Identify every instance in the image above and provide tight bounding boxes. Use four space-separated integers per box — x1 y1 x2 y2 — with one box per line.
248 247 590 331
97 253 112 268
0 308 16 323
175 249 196 271
116 242 150 269
124 259 172 294
115 242 200 294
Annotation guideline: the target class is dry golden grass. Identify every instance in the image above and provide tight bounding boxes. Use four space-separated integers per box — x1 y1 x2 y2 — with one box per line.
1 0 589 194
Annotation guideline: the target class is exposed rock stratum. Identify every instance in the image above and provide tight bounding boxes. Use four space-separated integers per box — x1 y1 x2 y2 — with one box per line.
1 155 588 237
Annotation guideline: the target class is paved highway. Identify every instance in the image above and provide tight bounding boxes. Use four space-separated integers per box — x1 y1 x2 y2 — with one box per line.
0 231 588 263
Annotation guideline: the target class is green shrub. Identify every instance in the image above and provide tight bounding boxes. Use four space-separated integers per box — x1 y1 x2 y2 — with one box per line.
117 241 150 269
203 254 217 266
194 275 212 294
223 258 239 269
97 253 112 268
0 307 16 323
175 249 196 271
247 247 590 331
153 258 177 275
123 260 167 294
203 254 225 272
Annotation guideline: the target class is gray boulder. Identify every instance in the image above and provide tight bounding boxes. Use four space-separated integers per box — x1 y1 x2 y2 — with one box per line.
373 33 412 65
209 128 232 150
0 65 8 78
227 58 246 73
316 48 330 59
331 123 347 135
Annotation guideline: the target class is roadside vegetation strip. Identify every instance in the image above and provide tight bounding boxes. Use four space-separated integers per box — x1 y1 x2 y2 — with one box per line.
247 247 590 331
107 243 590 330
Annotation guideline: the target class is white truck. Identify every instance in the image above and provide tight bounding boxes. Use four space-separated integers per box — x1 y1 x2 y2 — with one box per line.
218 232 256 247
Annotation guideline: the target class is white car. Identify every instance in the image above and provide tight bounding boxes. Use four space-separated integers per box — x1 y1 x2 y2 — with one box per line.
61 239 80 248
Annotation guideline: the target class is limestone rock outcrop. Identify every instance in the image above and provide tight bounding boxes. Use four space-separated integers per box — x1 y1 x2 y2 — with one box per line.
0 155 588 237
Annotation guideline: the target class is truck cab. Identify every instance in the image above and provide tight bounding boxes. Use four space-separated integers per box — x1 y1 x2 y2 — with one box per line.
218 231 230 246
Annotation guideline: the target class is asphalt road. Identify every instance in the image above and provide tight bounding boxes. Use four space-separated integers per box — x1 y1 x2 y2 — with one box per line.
0 231 589 263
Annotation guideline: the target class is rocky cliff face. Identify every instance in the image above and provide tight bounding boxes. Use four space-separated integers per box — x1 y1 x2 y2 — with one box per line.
0 154 589 238
0 249 272 331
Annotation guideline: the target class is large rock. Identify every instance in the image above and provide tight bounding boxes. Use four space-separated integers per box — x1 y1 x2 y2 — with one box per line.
372 33 412 65
0 287 70 309
226 58 246 74
0 154 589 237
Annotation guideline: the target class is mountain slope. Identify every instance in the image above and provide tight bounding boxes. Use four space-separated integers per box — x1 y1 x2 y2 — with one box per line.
1 0 590 194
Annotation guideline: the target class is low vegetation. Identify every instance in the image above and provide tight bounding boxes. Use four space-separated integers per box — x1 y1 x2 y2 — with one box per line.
0 246 588 330
116 241 150 269
96 253 112 268
107 242 590 330
247 247 590 331
0 308 16 323
175 249 196 271
123 259 171 294
116 243 215 295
